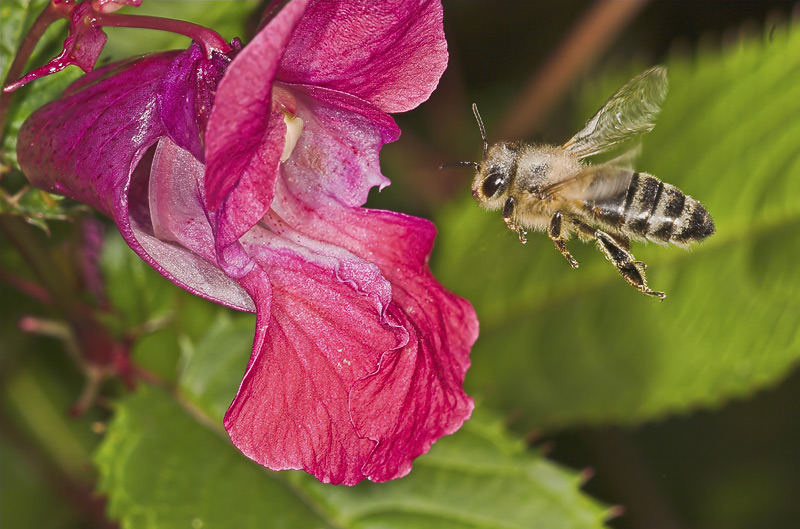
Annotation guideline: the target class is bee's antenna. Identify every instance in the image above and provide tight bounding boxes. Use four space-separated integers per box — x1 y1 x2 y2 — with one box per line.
439 161 479 170
472 103 488 159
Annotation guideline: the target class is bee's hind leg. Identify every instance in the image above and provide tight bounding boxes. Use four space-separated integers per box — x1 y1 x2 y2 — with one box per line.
548 211 579 268
609 233 647 270
574 221 665 299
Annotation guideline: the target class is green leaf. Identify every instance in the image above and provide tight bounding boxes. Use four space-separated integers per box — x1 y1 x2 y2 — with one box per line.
294 409 608 529
96 386 609 529
179 312 255 423
95 386 329 529
98 231 221 380
0 184 88 234
99 233 178 333
433 24 800 430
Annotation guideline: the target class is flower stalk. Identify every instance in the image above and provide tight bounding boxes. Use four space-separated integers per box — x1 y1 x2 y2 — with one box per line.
91 12 231 58
1 0 229 134
0 2 62 133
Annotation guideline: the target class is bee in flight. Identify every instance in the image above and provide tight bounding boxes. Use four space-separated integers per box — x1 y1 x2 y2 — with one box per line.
447 66 714 299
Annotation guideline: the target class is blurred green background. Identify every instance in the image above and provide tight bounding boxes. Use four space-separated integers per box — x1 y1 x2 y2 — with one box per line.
2 1 799 528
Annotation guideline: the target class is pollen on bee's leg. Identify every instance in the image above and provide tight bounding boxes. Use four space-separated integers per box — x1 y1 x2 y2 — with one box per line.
280 110 304 162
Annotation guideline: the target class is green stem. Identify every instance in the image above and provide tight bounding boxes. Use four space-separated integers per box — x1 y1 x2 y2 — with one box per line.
0 403 117 529
0 215 116 369
0 2 62 139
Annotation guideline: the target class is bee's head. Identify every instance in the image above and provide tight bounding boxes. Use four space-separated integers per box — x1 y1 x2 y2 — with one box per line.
440 103 520 210
471 104 515 210
441 103 514 210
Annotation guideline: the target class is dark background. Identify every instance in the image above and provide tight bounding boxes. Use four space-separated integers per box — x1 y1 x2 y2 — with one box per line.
418 2 800 528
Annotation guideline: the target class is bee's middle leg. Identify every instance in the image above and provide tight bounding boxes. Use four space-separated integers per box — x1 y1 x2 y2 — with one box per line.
548 211 579 268
573 220 665 299
502 197 528 244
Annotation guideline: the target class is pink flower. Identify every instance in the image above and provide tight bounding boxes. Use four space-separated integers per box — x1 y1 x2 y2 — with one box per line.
17 0 477 485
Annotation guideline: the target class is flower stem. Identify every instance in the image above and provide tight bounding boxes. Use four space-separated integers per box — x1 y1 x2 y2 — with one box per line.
94 12 231 58
1 5 230 130
0 2 62 137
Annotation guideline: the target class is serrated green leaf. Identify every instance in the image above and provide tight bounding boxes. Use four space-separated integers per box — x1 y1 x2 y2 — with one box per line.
96 386 609 529
95 386 330 529
293 409 608 529
433 24 800 429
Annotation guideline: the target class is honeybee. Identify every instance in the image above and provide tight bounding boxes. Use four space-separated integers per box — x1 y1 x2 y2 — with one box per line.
447 66 714 299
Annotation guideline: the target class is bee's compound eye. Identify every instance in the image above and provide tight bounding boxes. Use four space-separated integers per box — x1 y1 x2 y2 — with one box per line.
481 172 506 197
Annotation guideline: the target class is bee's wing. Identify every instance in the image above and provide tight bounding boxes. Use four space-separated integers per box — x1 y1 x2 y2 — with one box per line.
544 165 634 202
604 143 642 169
562 66 668 160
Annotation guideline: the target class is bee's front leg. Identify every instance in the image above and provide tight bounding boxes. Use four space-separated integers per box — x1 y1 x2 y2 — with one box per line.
548 211 579 268
502 197 527 244
582 223 665 300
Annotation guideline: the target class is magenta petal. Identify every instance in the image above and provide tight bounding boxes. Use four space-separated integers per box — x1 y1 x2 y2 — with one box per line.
18 54 175 217
203 0 309 246
278 0 448 113
18 54 252 311
65 2 108 72
158 42 238 163
157 44 206 161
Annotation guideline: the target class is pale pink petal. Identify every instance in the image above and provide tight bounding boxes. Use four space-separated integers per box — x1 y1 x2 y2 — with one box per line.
148 138 219 269
277 83 399 208
278 0 447 113
203 0 309 248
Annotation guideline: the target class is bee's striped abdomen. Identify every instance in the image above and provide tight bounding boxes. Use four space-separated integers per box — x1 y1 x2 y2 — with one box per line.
622 172 714 245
